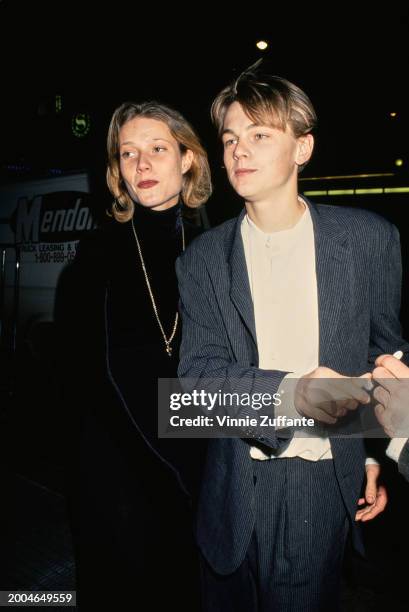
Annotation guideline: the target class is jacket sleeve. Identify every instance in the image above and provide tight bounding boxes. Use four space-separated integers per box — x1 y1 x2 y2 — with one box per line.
368 223 409 365
176 248 292 451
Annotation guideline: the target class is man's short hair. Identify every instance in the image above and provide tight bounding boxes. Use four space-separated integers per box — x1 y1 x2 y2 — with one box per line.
211 61 317 140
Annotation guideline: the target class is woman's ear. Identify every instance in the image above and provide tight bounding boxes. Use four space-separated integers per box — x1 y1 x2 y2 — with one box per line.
295 134 314 167
182 149 194 174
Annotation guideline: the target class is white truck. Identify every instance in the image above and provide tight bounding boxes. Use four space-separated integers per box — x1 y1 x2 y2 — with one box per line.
0 172 95 391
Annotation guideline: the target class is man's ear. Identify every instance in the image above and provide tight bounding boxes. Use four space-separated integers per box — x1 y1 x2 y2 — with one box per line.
182 149 194 174
295 134 314 167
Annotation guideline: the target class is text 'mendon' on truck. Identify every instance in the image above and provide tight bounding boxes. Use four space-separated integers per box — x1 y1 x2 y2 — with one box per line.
0 172 96 390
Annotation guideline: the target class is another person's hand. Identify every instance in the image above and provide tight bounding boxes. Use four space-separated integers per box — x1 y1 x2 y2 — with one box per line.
355 463 388 521
372 354 409 438
294 367 371 424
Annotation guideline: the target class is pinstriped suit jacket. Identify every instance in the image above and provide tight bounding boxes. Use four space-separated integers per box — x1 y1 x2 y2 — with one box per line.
176 199 409 575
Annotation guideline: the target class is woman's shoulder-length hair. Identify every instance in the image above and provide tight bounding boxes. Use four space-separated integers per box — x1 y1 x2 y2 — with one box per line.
106 100 212 223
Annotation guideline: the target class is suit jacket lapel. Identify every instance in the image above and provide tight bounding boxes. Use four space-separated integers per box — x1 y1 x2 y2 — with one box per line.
228 209 258 350
227 201 350 368
307 201 349 366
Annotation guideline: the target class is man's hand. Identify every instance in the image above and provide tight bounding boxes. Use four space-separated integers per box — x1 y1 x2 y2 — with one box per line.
355 463 388 521
372 354 409 438
294 367 371 424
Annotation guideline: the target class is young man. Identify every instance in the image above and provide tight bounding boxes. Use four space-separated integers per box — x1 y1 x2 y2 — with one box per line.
176 65 399 611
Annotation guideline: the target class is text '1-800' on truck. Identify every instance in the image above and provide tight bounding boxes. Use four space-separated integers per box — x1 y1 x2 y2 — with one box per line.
0 172 96 401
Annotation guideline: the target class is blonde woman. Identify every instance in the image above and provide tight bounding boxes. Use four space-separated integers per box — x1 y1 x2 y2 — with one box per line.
63 101 211 610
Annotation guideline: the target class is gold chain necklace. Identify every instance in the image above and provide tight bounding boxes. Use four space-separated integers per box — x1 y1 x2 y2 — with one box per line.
130 215 185 357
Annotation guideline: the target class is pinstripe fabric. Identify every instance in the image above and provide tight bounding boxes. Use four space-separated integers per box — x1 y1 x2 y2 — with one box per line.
398 440 409 481
176 199 409 577
252 459 348 611
201 459 348 612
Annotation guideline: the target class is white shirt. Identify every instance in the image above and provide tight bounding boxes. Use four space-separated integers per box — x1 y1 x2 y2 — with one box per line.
242 200 376 464
386 438 408 462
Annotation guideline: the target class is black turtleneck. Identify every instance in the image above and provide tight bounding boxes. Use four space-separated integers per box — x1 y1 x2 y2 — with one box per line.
106 201 199 379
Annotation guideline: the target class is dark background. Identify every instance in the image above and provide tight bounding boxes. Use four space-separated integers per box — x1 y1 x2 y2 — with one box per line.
1 3 408 211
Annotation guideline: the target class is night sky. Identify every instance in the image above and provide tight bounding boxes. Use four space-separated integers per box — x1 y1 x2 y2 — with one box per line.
1 3 408 208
